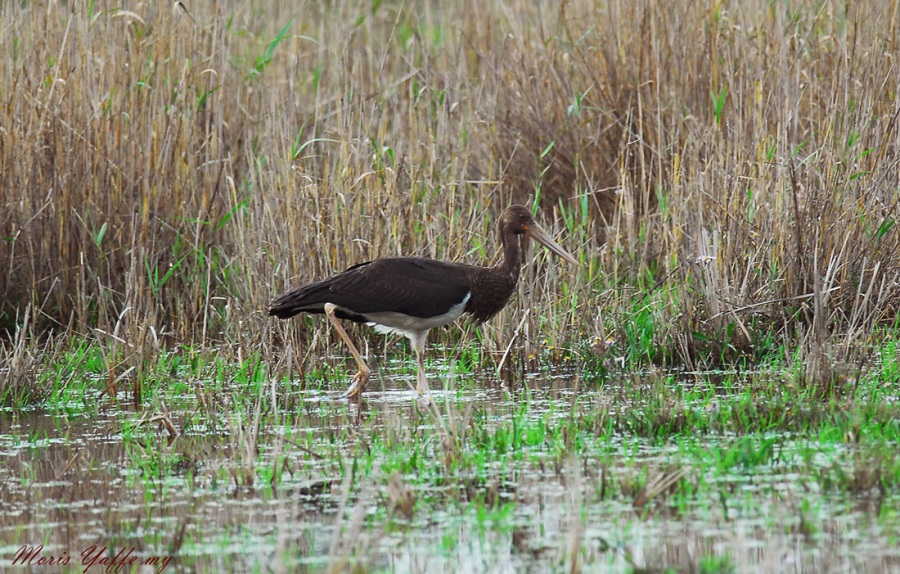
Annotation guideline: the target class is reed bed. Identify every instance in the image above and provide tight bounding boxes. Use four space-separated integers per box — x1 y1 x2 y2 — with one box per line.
2 0 899 403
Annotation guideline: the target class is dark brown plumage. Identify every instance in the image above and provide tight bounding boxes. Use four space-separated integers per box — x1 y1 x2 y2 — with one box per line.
269 205 578 398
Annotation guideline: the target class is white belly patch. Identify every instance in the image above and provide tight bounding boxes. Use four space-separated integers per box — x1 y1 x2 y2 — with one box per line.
367 292 470 336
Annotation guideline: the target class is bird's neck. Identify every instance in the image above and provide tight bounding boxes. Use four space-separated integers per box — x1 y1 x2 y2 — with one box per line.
497 232 523 282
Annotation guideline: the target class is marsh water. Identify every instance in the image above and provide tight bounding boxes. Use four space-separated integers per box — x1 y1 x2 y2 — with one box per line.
1 370 898 573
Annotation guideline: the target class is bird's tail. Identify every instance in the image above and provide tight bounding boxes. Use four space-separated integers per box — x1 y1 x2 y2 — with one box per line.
268 284 330 319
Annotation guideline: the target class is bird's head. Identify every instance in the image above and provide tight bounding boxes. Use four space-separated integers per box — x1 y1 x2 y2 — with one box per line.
500 205 538 235
499 205 579 266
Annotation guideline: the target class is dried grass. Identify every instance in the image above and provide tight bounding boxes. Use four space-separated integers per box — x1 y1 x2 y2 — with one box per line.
2 1 899 396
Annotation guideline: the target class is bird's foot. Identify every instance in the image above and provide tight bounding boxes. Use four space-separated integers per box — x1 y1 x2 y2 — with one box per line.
415 392 435 411
342 371 369 400
415 376 432 396
412 374 436 409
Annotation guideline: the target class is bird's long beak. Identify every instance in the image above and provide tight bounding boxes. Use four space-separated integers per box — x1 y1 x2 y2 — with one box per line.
526 223 580 266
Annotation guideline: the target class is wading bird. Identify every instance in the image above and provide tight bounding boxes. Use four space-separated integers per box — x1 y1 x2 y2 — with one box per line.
269 205 579 399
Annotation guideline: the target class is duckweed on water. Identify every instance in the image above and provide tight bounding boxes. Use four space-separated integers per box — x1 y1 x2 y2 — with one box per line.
2 359 899 572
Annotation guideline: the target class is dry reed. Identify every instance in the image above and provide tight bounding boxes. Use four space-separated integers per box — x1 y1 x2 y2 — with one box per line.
2 1 899 398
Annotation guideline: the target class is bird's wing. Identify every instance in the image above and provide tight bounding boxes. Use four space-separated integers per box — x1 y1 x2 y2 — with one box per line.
324 257 473 318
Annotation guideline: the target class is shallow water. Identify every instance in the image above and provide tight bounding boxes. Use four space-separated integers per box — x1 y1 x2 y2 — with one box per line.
1 370 899 573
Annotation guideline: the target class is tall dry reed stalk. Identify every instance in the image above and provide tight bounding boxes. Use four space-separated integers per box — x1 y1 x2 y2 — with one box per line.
2 1 899 397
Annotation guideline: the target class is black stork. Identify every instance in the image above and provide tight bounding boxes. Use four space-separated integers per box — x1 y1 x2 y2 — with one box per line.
268 205 579 399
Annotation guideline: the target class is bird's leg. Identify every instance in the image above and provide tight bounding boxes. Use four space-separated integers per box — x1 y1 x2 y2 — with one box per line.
323 303 370 399
412 330 431 396
415 349 431 396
